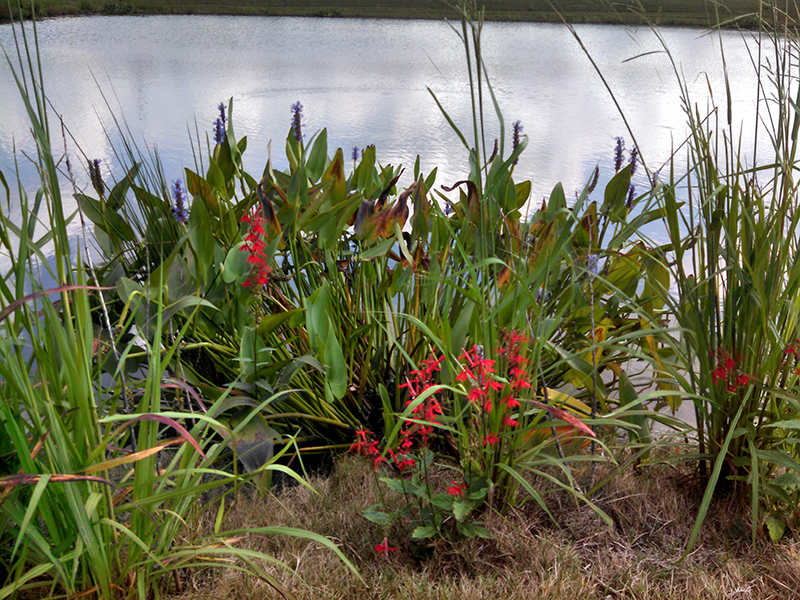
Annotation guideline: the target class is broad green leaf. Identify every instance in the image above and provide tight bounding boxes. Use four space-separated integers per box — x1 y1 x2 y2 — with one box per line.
188 197 214 273
515 179 532 210
306 128 328 182
412 524 438 539
453 498 474 521
257 308 305 339
75 193 135 242
766 515 786 542
359 237 395 260
362 509 394 526
602 164 632 219
107 162 140 211
222 242 249 284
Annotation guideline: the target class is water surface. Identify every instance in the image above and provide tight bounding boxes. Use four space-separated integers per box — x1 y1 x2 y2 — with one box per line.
1 16 768 246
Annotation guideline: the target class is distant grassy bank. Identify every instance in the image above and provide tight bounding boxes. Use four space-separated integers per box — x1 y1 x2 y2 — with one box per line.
0 0 782 28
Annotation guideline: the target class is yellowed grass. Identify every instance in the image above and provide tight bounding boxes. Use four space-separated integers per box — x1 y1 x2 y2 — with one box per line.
168 455 800 600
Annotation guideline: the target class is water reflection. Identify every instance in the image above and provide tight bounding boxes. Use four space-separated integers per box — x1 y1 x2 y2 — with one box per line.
1 15 765 250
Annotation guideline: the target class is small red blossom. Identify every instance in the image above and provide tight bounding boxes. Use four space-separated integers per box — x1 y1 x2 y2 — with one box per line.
350 428 377 456
375 537 398 555
483 434 499 446
387 448 415 473
483 379 504 393
503 415 518 428
459 345 496 380
446 480 467 497
503 396 520 409
467 386 487 404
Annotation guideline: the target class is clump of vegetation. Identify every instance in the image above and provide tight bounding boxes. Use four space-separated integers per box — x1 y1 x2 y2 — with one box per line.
3 0 800 598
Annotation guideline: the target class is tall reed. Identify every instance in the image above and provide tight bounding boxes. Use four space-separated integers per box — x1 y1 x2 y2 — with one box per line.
651 1 800 547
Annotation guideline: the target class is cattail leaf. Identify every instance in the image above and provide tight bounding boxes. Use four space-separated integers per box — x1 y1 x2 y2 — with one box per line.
527 400 596 438
0 285 110 323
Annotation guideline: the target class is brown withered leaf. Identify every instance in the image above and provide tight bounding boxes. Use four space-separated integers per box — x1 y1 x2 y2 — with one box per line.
527 399 596 438
377 170 404 210
442 180 480 223
256 180 283 242
496 266 511 288
354 181 414 242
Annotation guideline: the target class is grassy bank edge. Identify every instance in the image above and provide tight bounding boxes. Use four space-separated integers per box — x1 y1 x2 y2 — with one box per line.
0 0 775 29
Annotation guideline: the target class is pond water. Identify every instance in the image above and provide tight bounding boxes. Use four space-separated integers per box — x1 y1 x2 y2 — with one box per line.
1 14 770 250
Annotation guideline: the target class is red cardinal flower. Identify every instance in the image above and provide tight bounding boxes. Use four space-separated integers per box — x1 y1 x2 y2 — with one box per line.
375 537 398 555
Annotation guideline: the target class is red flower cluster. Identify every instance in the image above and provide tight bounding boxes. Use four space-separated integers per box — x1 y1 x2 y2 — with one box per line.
349 355 449 474
399 353 445 446
710 349 752 392
458 344 503 412
499 329 532 395
350 428 386 471
458 330 531 426
240 206 272 288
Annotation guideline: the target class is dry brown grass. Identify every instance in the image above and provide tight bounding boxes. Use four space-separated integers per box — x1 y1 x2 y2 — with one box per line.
169 455 800 600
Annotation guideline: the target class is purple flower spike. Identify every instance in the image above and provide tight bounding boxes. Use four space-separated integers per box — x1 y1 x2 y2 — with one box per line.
586 254 599 276
629 146 638 177
213 102 227 145
626 184 636 209
512 120 524 165
171 179 189 224
614 137 625 172
291 101 304 142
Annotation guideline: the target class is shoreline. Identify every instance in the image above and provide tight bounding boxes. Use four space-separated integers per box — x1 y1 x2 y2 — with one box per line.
0 1 773 29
